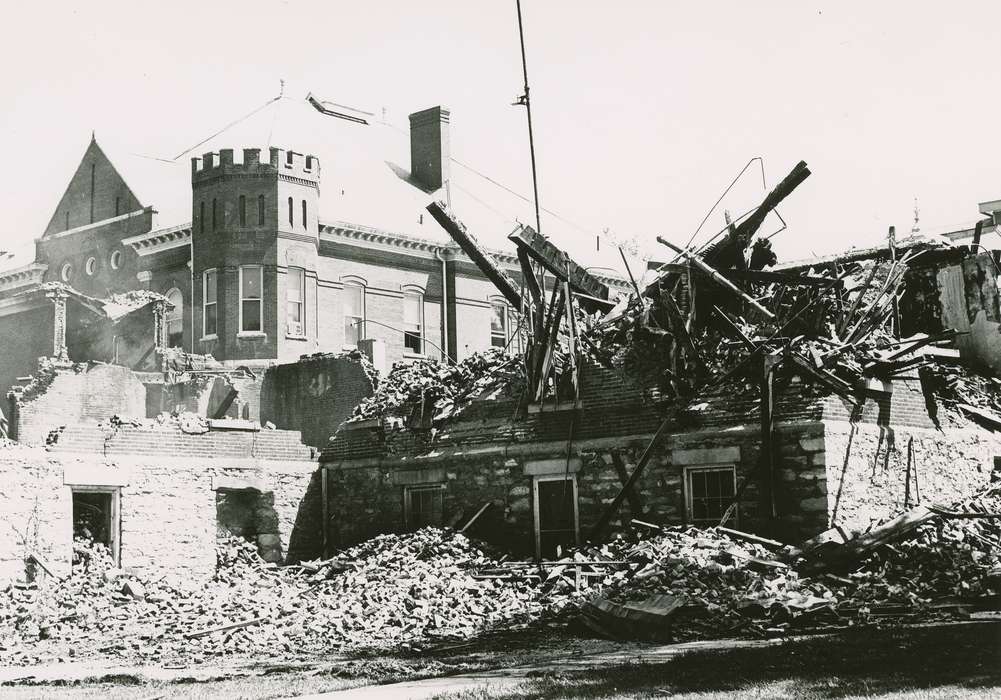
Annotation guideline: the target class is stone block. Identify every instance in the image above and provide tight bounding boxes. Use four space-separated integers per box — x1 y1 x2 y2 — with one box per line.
672 447 740 465
524 458 581 475
799 437 826 453
509 485 530 497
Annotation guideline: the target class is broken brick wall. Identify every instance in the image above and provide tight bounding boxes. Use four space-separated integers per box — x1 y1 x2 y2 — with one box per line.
0 303 56 401
9 363 146 445
260 353 375 448
823 421 1001 534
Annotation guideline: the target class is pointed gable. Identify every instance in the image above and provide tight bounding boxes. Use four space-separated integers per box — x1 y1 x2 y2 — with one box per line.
43 137 143 237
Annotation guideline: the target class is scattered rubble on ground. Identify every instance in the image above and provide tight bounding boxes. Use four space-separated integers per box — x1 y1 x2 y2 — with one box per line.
1 486 997 664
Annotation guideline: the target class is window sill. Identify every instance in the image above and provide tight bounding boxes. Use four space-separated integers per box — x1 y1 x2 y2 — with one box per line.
237 331 267 340
402 352 425 359
285 334 308 341
200 335 218 342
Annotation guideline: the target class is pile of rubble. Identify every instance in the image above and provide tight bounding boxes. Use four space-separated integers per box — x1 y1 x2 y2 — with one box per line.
0 531 551 666
558 485 1001 640
349 348 524 425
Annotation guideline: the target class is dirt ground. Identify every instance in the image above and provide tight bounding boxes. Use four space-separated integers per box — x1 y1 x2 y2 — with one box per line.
1 622 998 699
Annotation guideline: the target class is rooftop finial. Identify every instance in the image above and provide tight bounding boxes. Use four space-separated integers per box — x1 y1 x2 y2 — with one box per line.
912 196 920 234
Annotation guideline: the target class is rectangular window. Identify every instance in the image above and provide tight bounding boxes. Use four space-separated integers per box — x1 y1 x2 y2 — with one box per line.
203 269 217 337
404 485 445 530
240 265 263 333
239 195 246 226
287 267 305 336
403 291 423 355
258 195 265 226
490 303 508 349
685 466 737 527
534 476 578 559
343 283 364 347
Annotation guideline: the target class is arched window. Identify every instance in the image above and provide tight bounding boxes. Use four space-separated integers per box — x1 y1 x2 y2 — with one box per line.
165 288 183 348
288 197 293 227
212 198 218 231
239 265 263 333
203 269 217 337
301 200 307 229
343 281 365 347
199 201 205 233
239 195 246 227
403 289 424 355
258 195 265 226
490 301 508 348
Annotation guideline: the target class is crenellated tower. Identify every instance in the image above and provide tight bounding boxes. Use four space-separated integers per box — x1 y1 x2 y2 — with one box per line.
190 147 320 363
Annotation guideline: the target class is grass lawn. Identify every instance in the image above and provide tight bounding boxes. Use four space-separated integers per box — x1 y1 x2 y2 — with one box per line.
429 623 1001 700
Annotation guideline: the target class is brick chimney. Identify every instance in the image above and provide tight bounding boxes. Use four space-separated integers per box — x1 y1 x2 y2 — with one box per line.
408 106 450 192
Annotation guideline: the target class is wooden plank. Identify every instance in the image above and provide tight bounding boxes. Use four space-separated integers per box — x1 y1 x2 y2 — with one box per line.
509 224 609 302
716 527 784 550
427 201 522 309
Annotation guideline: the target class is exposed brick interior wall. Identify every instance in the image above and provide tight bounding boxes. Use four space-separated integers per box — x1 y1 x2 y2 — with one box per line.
11 363 146 445
260 353 375 448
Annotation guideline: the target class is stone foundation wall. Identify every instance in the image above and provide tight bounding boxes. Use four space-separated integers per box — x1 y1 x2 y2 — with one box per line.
323 421 832 555
0 446 320 585
824 421 1001 533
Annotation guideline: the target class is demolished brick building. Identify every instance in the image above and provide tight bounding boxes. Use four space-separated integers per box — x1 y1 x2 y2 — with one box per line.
2 87 1001 581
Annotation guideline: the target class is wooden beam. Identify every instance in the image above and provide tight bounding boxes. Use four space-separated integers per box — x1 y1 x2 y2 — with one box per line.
427 201 522 309
509 224 609 303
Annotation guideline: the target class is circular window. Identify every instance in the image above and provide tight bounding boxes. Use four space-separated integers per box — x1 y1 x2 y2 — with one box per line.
85 257 96 276
110 250 122 270
60 262 73 282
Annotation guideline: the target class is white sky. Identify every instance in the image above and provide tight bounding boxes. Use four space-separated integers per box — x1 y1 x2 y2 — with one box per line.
2 0 999 264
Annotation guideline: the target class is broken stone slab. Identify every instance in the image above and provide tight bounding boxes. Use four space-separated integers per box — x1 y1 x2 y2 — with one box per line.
121 580 146 601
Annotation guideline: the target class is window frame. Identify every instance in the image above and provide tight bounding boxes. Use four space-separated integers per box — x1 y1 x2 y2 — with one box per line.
110 250 122 270
287 196 294 227
301 199 307 229
402 288 424 356
403 484 446 531
342 280 366 348
165 287 184 348
286 267 306 338
238 264 264 335
70 486 121 567
85 257 96 276
239 194 246 227
202 268 218 339
212 198 218 231
533 474 580 560
683 464 738 528
490 301 508 349
257 194 265 226
60 262 73 282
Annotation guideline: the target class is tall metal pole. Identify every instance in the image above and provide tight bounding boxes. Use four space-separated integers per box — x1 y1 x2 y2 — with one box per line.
516 0 542 237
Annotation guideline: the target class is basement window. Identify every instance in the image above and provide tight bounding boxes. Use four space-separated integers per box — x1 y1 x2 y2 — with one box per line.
72 487 120 566
534 476 579 559
684 465 737 527
404 484 444 530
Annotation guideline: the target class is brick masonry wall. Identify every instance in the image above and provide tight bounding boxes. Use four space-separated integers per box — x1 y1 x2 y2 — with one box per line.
0 446 320 585
260 354 375 448
12 364 146 445
824 421 1001 534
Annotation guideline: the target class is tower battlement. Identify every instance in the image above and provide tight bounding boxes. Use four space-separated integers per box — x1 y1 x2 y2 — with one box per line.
191 147 320 184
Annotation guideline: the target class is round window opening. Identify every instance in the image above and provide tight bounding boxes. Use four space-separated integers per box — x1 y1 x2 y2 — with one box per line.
60 263 73 282
85 257 96 276
110 250 122 270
